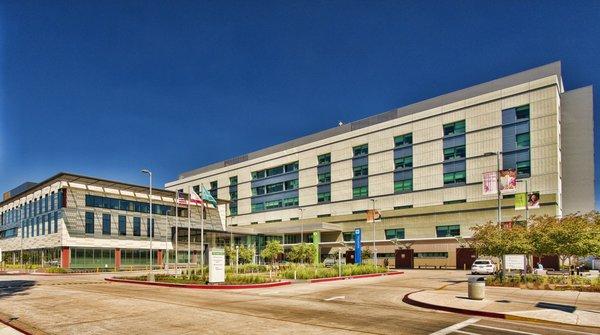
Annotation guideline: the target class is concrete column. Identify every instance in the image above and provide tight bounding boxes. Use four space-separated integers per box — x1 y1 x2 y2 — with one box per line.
60 247 70 269
115 248 121 269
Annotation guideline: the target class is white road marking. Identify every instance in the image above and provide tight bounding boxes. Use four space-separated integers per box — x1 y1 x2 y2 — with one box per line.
324 296 346 301
429 318 480 335
453 330 479 335
491 319 599 335
471 324 541 335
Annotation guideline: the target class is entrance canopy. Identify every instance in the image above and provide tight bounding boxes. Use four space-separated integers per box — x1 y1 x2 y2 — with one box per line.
227 222 342 236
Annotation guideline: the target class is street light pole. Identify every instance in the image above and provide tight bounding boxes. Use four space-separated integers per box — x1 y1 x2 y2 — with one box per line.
370 199 377 266
299 208 304 243
165 209 169 273
141 169 153 280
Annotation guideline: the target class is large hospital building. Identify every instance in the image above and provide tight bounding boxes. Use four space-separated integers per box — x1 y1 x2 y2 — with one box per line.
0 62 595 269
165 61 594 269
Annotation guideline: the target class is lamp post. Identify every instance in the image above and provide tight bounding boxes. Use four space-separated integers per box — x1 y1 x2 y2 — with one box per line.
141 169 154 281
165 209 170 273
298 208 304 243
370 199 377 266
484 152 502 225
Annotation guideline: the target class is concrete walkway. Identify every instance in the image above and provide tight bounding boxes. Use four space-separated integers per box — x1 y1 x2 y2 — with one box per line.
404 280 600 328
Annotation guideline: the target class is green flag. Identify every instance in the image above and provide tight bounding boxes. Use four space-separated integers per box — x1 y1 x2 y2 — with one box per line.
201 185 218 206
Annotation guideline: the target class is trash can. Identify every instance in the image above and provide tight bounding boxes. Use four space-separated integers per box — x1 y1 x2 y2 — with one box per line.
468 276 485 300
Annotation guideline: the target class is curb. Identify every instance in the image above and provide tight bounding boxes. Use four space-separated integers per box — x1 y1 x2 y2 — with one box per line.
309 271 403 283
0 318 35 335
105 277 292 289
402 290 600 329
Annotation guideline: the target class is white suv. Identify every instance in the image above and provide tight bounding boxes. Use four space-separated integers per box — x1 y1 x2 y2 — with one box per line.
471 259 496 275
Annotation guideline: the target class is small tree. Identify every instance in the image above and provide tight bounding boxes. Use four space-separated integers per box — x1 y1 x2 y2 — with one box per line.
238 246 255 264
260 240 283 266
287 243 316 264
224 245 236 266
362 248 372 260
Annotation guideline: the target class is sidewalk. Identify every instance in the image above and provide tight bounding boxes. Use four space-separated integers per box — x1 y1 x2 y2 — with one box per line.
403 281 600 328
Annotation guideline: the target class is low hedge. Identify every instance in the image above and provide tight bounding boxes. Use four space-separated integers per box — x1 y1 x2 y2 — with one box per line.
486 274 600 292
279 264 387 280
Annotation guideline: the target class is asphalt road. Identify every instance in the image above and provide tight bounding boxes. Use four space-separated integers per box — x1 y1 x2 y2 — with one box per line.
0 270 597 335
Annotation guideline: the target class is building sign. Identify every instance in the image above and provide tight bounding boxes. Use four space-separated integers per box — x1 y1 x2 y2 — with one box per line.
354 228 362 264
482 171 498 195
499 169 517 194
504 254 526 271
366 209 381 223
312 231 321 264
209 248 225 283
528 192 540 209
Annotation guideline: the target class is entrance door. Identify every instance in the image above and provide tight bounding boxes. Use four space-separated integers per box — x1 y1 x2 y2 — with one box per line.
456 248 477 270
395 249 414 269
345 250 355 264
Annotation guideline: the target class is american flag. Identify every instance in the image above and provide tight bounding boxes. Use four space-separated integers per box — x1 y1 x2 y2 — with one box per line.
176 190 188 205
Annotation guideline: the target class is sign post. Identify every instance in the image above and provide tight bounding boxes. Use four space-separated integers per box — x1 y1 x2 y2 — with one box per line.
209 248 225 283
503 254 526 272
354 228 362 264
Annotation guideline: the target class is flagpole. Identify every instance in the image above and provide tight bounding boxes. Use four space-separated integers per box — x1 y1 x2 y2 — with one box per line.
175 193 179 276
187 187 191 277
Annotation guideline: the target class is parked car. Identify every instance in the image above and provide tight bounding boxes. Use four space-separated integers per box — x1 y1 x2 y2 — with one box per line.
471 259 496 275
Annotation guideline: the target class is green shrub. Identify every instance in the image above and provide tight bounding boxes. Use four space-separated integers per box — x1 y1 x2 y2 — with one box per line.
279 263 387 280
45 267 68 274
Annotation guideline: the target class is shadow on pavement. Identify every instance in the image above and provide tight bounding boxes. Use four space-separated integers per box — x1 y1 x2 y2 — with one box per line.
535 302 577 313
0 280 36 300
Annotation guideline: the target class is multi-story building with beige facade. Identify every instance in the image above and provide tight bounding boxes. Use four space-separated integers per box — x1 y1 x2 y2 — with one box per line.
0 173 226 269
165 62 595 269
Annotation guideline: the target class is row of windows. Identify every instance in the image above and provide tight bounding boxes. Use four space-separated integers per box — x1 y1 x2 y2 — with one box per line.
251 197 299 212
17 212 60 239
85 195 174 216
251 162 299 180
251 179 299 196
342 225 461 242
1 191 63 226
84 212 154 237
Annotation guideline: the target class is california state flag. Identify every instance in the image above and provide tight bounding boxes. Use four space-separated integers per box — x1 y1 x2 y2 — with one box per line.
189 187 204 206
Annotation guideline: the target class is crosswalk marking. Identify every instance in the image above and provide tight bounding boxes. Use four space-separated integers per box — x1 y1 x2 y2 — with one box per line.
430 318 480 335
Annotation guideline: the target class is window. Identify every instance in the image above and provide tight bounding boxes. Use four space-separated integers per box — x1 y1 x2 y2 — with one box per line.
102 214 111 235
283 197 299 207
343 232 355 241
284 162 299 173
353 144 368 156
516 133 530 148
229 176 238 185
265 200 282 210
118 215 126 236
50 192 55 211
266 183 284 193
443 171 466 185
252 203 265 212
353 165 368 177
147 218 155 237
394 133 413 147
515 105 530 120
317 192 331 203
209 181 218 198
318 172 331 183
394 156 413 169
85 212 94 234
443 145 466 161
284 179 299 190
266 166 284 177
229 206 238 216
443 120 466 136
516 160 531 177
394 180 412 193
133 217 141 236
251 170 265 180
54 211 58 233
415 252 448 259
290 217 299 221
385 228 405 240
229 191 238 201
353 186 368 199
317 214 331 218
436 225 461 237
318 153 331 165
252 186 266 196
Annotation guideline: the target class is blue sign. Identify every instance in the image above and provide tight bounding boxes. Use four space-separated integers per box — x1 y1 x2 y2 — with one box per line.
354 228 362 264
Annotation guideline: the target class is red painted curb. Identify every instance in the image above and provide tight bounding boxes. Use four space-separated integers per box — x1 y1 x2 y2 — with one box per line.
105 277 292 289
402 290 506 319
0 318 34 335
309 271 404 283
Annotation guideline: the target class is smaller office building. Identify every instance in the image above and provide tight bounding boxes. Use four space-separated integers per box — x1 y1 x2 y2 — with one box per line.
0 173 229 269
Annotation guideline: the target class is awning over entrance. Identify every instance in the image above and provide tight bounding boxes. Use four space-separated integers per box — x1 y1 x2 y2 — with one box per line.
226 222 342 236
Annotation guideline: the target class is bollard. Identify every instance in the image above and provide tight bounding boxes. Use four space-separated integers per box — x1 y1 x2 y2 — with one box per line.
468 276 485 300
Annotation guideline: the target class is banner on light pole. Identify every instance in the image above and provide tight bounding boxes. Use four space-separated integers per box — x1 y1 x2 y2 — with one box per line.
482 171 498 195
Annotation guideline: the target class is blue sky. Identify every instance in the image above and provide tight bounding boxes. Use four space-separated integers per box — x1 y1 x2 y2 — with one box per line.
0 1 599 207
